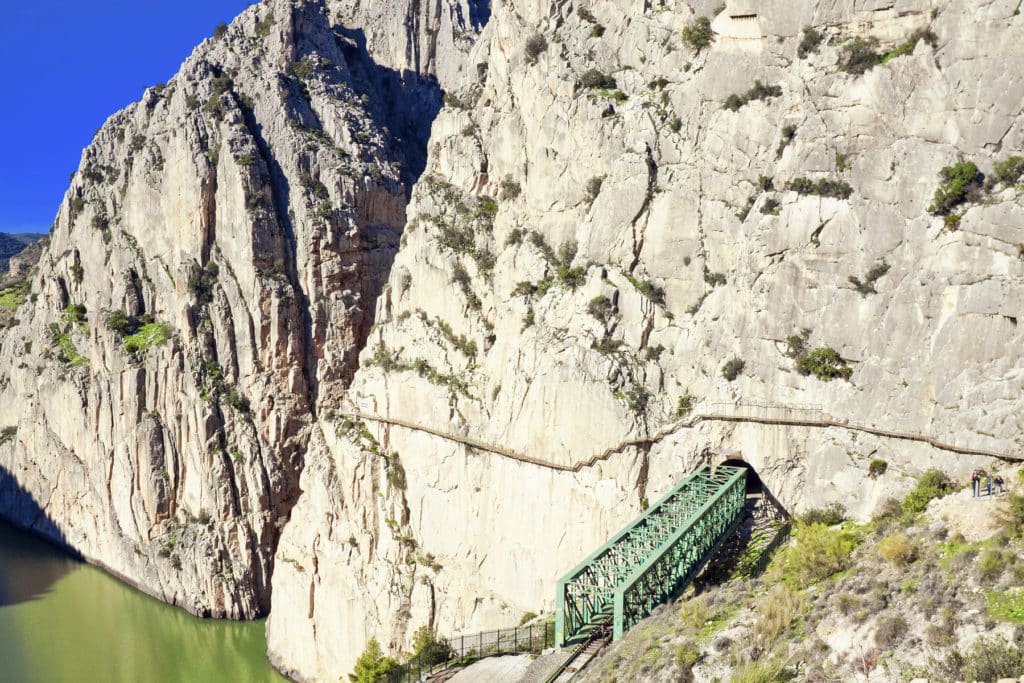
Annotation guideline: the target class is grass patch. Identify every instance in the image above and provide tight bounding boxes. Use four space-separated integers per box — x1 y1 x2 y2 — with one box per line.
47 323 88 367
769 522 858 586
0 281 30 309
986 589 1024 623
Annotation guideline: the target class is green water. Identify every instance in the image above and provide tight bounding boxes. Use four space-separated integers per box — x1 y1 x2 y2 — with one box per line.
0 521 287 683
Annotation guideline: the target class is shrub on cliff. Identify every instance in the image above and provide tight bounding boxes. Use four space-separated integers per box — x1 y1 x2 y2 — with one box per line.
681 17 714 53
771 522 857 585
721 356 745 381
839 37 882 75
524 34 547 63
579 68 617 90
797 27 823 58
795 347 852 381
928 161 983 215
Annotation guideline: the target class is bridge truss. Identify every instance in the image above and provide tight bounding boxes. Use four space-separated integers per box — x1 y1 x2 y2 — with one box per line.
555 465 747 645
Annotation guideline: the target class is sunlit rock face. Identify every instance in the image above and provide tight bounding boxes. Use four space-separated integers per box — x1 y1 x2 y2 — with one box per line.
267 0 1024 679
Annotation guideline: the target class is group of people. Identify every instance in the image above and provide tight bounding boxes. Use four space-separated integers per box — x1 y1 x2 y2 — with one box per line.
970 469 1005 497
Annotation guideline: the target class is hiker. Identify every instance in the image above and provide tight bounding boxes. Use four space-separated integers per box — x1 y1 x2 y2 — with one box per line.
995 475 1005 495
986 473 992 496
972 470 980 497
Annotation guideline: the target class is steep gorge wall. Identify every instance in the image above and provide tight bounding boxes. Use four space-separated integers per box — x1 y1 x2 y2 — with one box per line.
0 0 482 618
267 0 1024 678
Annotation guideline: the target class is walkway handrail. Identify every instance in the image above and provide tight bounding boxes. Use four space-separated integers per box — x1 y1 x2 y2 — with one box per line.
344 403 1023 474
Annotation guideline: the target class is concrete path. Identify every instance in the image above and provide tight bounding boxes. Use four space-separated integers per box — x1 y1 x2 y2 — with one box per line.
447 655 534 682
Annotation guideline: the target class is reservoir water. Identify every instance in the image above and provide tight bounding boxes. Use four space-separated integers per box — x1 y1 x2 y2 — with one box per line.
0 520 287 682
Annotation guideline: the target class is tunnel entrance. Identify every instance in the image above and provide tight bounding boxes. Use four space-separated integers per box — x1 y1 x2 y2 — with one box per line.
720 459 763 495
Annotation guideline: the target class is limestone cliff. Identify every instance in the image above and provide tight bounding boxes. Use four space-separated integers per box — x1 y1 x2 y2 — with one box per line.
267 0 1024 679
0 0 462 618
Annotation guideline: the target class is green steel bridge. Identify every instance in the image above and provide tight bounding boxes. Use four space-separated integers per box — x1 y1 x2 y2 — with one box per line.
555 465 747 646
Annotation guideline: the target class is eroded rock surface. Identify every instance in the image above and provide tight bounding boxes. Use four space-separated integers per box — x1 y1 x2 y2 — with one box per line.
268 0 1024 679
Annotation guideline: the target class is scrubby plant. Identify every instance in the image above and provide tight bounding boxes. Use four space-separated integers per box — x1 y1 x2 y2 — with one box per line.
839 36 882 75
498 176 521 200
681 16 714 53
880 28 938 63
928 161 983 215
676 392 695 418
188 262 219 305
901 468 953 514
878 533 918 566
795 347 852 381
800 503 845 526
868 458 888 478
124 323 172 354
1000 493 1024 537
255 12 275 39
990 155 1024 188
731 658 791 683
785 177 853 199
752 584 804 649
407 626 453 669
784 328 811 359
930 636 1024 682
770 522 857 585
874 613 908 648
587 295 614 323
62 303 88 324
0 426 17 445
524 33 547 63
977 547 1014 583
590 24 606 37
214 22 228 39
579 68 617 90
723 81 782 111
797 27 823 58
721 356 745 382
586 175 605 202
848 261 890 296
777 124 797 157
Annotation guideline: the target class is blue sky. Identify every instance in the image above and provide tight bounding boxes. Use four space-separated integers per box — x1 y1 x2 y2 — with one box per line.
0 1 255 234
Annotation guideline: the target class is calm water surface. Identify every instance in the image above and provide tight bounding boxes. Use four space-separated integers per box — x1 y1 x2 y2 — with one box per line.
0 521 287 682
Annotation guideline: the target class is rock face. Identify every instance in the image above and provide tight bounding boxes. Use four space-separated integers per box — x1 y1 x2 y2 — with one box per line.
2 0 1024 679
0 0 443 618
267 0 1024 679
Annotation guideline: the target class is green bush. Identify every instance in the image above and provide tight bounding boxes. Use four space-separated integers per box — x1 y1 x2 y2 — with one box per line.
586 175 605 201
62 303 88 324
991 155 1024 187
681 16 714 53
786 177 853 199
800 503 845 526
721 356 745 382
901 469 953 514
770 522 857 585
188 262 219 305
797 27 823 58
407 626 453 669
0 281 30 309
795 347 852 381
255 12 275 39
928 161 983 215
579 68 616 90
839 37 881 74
868 458 888 478
106 310 139 336
676 392 695 418
524 34 547 63
723 80 782 111
587 295 614 322
349 638 402 683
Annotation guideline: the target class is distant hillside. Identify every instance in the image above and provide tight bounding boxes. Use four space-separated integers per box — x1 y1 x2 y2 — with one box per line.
0 233 42 272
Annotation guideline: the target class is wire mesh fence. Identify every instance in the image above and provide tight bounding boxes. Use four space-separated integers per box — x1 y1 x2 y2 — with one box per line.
396 621 555 682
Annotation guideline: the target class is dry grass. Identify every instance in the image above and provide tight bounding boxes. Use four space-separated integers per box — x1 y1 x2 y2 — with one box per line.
752 584 804 650
878 533 918 566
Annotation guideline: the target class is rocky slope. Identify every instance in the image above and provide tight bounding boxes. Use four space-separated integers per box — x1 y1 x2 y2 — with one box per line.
0 0 467 618
266 0 1024 679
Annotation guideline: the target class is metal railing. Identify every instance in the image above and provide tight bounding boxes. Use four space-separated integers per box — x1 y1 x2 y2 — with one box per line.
396 622 555 682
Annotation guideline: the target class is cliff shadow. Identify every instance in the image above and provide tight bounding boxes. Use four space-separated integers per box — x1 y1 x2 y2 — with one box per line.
332 26 444 188
0 464 80 607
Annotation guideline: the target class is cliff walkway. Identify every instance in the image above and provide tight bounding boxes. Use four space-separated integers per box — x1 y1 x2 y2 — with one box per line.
346 401 1023 472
